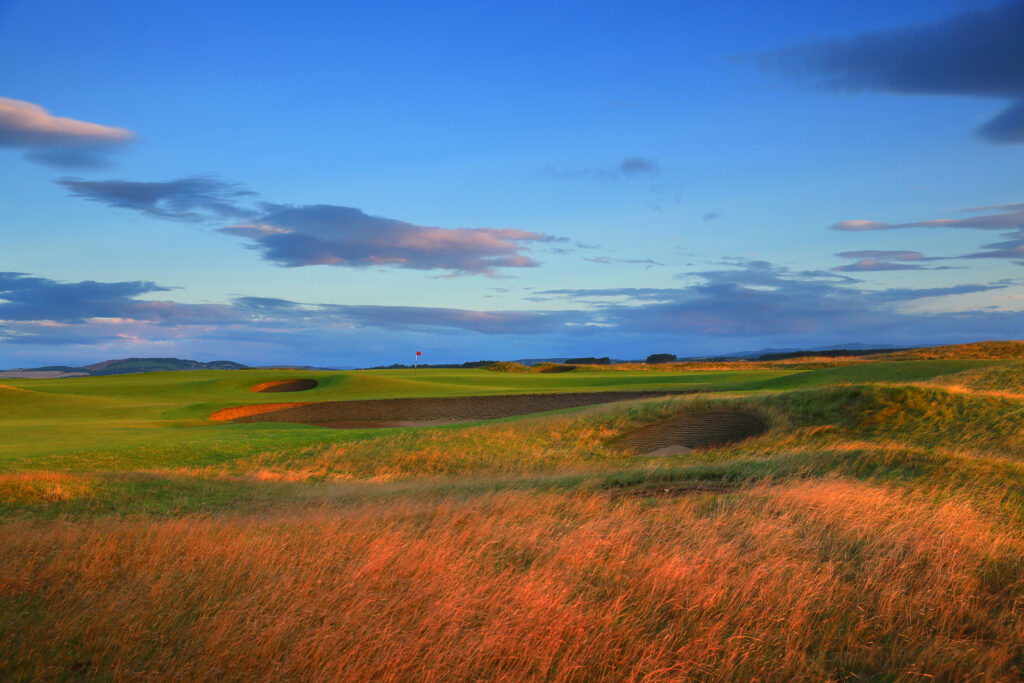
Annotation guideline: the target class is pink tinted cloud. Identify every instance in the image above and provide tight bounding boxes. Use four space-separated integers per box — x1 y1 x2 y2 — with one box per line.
831 203 1024 231
0 96 135 148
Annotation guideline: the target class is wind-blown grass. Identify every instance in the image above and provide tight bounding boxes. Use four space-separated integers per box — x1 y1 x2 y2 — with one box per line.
3 481 1022 681
4 351 1024 679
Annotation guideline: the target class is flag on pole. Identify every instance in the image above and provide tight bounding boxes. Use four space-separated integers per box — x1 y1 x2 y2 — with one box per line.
416 351 422 356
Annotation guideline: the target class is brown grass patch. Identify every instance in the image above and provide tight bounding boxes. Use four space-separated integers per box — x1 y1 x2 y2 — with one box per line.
882 340 1024 360
0 472 96 504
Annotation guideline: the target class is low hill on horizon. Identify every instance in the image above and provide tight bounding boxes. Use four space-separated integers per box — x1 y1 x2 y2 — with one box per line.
4 341 1024 379
0 357 248 378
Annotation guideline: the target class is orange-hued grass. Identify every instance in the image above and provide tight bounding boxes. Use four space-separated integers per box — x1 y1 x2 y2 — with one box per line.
6 356 1024 680
881 340 1024 360
0 471 96 504
3 480 1022 681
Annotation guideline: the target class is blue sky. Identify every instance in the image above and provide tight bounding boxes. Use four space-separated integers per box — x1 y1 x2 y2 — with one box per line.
1 0 1022 366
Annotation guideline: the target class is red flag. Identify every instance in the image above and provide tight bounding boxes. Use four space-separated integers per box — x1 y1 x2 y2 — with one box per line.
416 351 422 356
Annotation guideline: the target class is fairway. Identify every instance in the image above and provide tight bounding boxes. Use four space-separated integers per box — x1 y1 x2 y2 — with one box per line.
0 366 791 470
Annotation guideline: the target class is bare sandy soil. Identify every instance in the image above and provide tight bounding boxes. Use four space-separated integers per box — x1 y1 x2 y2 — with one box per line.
212 390 695 428
250 379 319 393
615 409 767 454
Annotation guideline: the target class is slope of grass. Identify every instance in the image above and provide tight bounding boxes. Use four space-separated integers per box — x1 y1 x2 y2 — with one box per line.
750 359 1000 389
879 340 1024 360
921 360 1024 394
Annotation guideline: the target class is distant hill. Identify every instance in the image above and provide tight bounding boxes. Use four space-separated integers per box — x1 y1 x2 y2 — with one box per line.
81 358 248 375
682 343 907 361
1 357 249 378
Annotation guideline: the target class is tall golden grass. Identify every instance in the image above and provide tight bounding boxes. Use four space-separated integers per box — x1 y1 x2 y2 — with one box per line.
3 480 1022 680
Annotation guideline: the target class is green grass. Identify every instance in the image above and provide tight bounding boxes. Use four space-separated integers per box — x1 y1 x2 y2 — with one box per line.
0 360 1009 474
749 359 1002 389
0 367 791 470
3 361 1023 519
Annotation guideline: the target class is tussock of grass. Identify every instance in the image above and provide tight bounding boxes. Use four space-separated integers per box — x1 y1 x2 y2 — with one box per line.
0 472 97 504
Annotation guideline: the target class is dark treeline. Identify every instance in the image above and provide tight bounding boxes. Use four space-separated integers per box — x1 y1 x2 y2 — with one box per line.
370 360 500 370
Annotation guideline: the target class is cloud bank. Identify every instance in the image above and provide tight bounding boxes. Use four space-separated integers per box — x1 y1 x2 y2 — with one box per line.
831 202 1024 232
221 204 558 275
56 175 561 276
5 261 1021 366
831 202 1024 266
764 1 1024 143
831 250 951 272
58 177 256 221
0 96 136 167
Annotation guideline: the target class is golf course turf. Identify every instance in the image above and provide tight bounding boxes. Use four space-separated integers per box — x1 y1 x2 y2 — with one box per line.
3 346 1024 680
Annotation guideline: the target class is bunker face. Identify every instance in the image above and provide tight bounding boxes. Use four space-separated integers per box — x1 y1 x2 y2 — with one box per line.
212 390 695 428
250 379 319 393
617 409 767 455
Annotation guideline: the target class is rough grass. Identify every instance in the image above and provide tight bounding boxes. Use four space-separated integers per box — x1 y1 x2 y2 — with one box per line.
922 360 1024 395
880 340 1024 360
3 481 1022 681
5 349 1024 679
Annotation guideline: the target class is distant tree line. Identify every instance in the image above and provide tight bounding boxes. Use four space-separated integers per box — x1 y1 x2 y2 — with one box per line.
564 357 611 365
645 353 677 364
370 360 499 370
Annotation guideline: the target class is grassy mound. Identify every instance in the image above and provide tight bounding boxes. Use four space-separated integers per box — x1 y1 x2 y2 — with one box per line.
922 360 1024 394
880 340 1024 360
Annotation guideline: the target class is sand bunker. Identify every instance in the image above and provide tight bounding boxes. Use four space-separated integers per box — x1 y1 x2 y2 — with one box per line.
250 379 319 393
616 409 767 455
212 390 693 428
